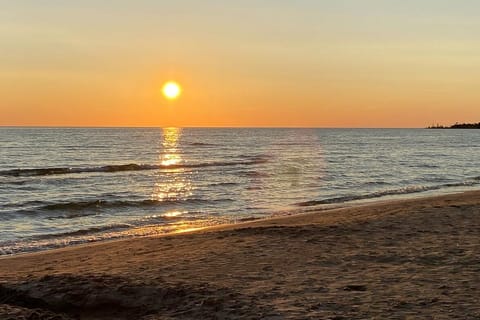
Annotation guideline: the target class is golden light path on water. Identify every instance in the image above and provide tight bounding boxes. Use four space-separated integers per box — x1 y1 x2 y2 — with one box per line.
149 127 199 232
153 127 192 202
159 127 182 167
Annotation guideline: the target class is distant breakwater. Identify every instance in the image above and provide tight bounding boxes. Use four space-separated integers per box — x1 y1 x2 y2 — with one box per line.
427 122 480 129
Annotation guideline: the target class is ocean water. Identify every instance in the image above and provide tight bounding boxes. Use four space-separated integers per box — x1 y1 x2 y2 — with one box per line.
1 128 479 255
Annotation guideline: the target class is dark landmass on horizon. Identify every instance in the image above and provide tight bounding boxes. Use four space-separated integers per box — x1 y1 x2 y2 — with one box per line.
427 122 480 129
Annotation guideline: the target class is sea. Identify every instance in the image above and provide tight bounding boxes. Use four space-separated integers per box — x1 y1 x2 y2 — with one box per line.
1 128 479 255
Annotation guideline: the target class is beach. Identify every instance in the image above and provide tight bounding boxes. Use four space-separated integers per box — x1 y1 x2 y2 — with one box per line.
0 191 479 319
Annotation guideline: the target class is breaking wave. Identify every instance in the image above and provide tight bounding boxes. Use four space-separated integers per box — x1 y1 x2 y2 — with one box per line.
296 180 480 207
0 157 270 177
9 198 234 216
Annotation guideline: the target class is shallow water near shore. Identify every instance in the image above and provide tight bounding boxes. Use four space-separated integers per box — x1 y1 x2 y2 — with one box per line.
1 127 479 254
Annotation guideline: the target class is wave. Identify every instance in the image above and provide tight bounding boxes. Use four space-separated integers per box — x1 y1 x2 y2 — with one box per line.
0 198 234 219
209 182 240 186
0 157 270 178
296 181 480 207
34 223 133 239
47 212 98 220
38 198 234 212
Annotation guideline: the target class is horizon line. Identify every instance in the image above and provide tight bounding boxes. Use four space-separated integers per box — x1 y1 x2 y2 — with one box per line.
0 125 426 129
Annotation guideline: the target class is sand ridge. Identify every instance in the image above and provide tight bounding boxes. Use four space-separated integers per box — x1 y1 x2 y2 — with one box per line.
1 191 479 319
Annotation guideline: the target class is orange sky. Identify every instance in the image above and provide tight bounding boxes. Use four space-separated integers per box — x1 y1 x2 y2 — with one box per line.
1 1 480 127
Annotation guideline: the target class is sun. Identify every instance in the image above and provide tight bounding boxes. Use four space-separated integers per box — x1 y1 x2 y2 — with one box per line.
162 81 181 100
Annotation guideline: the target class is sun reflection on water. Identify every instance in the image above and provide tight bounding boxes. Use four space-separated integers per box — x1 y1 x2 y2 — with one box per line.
152 127 193 203
162 210 183 218
160 127 182 167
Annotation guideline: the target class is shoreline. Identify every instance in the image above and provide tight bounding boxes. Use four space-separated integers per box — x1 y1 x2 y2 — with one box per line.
1 190 479 319
0 189 477 260
2 185 479 258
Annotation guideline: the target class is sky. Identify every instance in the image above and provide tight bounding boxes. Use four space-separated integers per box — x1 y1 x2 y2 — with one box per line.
1 0 480 127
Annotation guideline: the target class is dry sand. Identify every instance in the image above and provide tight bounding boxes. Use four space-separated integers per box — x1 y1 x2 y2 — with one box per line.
0 191 479 319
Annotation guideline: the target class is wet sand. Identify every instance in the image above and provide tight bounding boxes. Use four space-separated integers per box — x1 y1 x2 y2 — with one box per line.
1 191 479 319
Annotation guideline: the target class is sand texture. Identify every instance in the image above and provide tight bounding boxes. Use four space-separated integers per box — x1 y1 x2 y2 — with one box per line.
1 191 479 319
